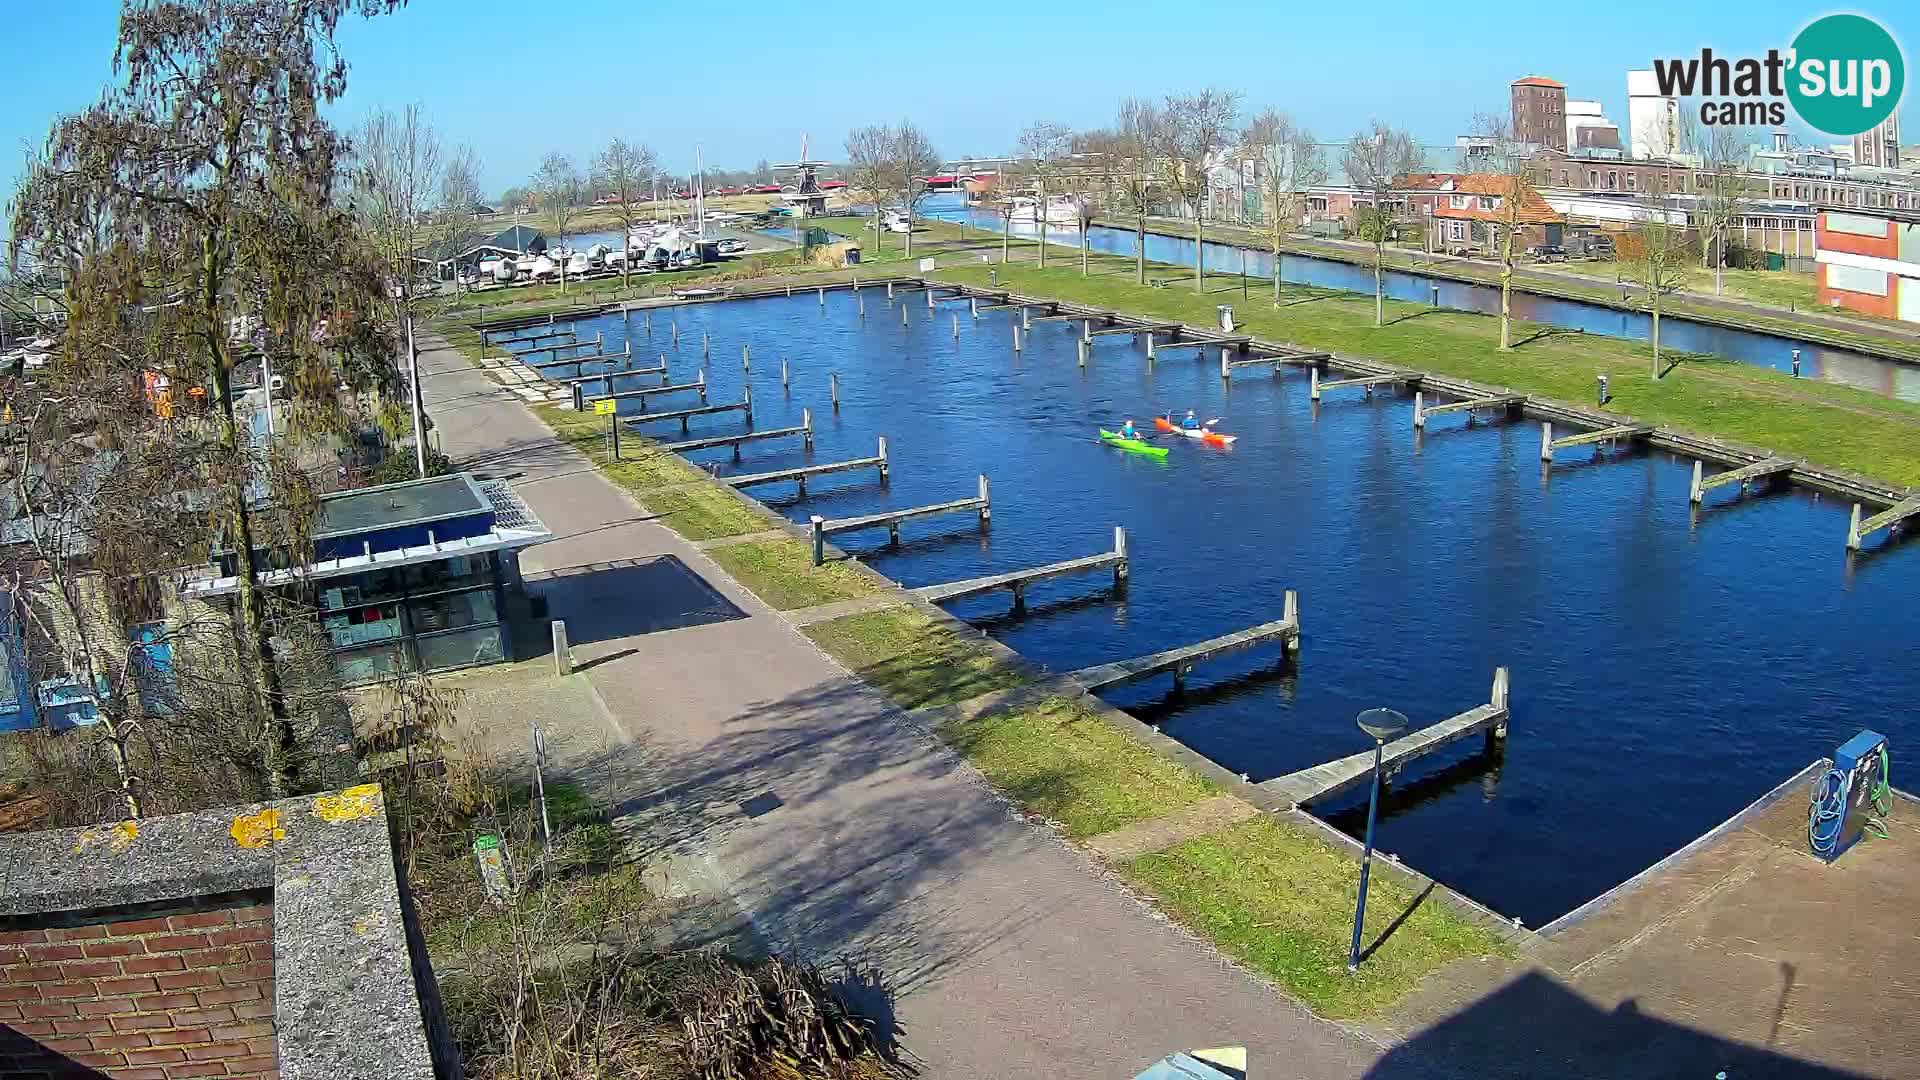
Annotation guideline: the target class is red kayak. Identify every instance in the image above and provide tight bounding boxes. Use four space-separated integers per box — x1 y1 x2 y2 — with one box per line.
1156 416 1236 446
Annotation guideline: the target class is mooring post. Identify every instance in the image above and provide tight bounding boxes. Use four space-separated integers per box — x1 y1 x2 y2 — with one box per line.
1489 666 1511 745
1847 503 1863 551
1114 525 1129 583
889 520 901 545
1013 324 1023 352
623 305 630 323
1146 334 1156 360
551 620 572 676
970 296 979 319
1283 589 1300 653
977 474 992 522
900 302 908 326
1022 307 1032 330
1083 319 1094 343
802 407 813 450
831 372 840 410
853 276 860 292
887 280 894 299
927 287 935 311
1413 391 1425 429
646 310 653 335
571 382 584 411
819 286 825 306
877 436 889 482
1079 338 1089 368
1219 348 1230 380
781 357 789 389
742 344 750 372
743 382 753 422
702 332 710 357
1689 461 1705 504
671 321 678 345
810 515 826 566
1539 422 1554 462
786 283 792 298
1309 367 1321 401
953 314 960 339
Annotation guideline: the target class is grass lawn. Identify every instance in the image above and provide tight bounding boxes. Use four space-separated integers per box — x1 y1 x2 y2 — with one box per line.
1124 816 1511 1019
704 537 879 610
803 606 1027 710
939 695 1215 839
933 256 1920 486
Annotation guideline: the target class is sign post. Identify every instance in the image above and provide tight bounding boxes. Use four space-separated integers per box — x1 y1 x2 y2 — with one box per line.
595 397 619 460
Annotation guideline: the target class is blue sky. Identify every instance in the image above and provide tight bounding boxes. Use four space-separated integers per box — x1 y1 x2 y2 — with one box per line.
2 1 1914 202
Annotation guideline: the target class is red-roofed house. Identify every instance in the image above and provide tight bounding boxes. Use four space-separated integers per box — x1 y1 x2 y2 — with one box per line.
1427 174 1565 254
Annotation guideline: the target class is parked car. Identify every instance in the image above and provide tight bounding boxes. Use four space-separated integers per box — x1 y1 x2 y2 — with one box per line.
1528 244 1568 263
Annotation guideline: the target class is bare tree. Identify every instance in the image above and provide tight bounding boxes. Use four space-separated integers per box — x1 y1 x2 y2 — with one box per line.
1113 99 1164 285
845 122 940 259
593 138 657 288
1342 121 1420 326
1016 122 1074 270
1688 118 1752 296
1159 90 1241 293
436 144 486 294
1467 112 1551 350
533 153 581 292
354 104 441 479
844 124 893 256
1629 200 1691 377
1241 108 1325 303
890 122 940 259
10 0 404 797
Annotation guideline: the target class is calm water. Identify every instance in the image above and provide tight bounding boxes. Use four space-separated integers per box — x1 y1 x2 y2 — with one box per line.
508 295 1919 926
905 194 1920 403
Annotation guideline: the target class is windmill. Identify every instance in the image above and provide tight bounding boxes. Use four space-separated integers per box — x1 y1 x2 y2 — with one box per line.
774 133 832 218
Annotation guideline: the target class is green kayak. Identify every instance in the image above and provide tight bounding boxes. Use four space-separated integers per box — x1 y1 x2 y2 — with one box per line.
1099 429 1169 458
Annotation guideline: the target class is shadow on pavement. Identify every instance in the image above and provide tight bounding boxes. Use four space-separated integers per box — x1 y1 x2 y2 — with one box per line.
528 556 746 643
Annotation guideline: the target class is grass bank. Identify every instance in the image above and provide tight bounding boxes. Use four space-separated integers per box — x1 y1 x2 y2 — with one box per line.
704 538 878 610
933 256 1920 485
802 606 1026 709
1125 816 1511 1019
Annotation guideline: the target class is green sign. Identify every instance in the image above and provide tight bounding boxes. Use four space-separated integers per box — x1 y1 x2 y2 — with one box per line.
1789 14 1905 137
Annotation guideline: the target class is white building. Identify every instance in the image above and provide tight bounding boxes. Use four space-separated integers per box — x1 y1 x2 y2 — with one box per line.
1627 69 1680 160
1566 100 1621 151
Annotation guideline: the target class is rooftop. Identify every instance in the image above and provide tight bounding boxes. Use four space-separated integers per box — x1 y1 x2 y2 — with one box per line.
313 473 490 541
1512 75 1565 88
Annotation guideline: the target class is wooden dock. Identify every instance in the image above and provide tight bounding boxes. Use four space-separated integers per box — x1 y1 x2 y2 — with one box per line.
1067 592 1299 693
583 374 707 409
728 437 887 496
1413 391 1527 429
1540 421 1652 461
512 333 603 358
1847 493 1920 551
912 527 1127 609
491 327 575 347
1311 368 1421 400
525 345 630 369
1150 334 1249 354
1086 322 1179 338
1224 350 1330 375
809 475 991 564
661 410 813 456
1690 457 1796 504
552 364 666 387
1259 668 1510 809
622 393 751 434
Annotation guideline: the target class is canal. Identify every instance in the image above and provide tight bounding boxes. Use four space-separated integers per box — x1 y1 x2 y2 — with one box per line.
907 194 1920 404
516 292 1920 927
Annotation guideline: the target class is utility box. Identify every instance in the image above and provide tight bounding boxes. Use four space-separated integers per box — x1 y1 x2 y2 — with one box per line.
1217 305 1235 333
1810 729 1890 863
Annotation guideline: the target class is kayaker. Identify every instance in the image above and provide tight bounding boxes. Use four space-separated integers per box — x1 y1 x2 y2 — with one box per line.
1120 418 1139 440
1183 410 1201 430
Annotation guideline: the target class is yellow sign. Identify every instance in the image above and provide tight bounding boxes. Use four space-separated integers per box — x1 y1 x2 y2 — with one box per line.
594 399 616 415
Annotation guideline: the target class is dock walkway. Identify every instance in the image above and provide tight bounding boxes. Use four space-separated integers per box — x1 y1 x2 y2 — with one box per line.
1068 593 1298 693
913 527 1127 608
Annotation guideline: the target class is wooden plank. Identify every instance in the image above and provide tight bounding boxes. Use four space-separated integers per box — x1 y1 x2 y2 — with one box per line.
1421 393 1526 417
1547 423 1650 452
728 455 883 489
1029 311 1092 322
1320 372 1420 391
1087 322 1179 337
549 365 666 386
1068 597 1298 692
585 377 706 404
912 537 1125 604
1259 704 1506 808
1849 493 1920 549
819 494 985 535
660 420 809 455
1692 457 1797 504
512 337 601 357
622 399 748 426
524 349 627 369
1228 351 1328 369
493 328 576 345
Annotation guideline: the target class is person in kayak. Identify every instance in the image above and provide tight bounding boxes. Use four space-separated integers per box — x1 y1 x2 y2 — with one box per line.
1183 410 1202 430
1120 418 1139 439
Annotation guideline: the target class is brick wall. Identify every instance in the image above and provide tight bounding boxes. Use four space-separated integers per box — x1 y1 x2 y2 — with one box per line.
0 902 276 1080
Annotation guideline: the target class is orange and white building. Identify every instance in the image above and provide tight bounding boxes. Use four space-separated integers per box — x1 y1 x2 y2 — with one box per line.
1814 208 1920 323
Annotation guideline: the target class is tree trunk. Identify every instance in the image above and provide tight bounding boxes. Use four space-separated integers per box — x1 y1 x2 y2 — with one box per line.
1135 210 1146 284
904 200 913 259
1374 242 1385 326
204 244 296 797
1650 288 1662 378
1273 229 1282 303
1001 219 1009 264
1498 225 1514 350
1082 225 1089 276
1193 211 1205 293
1038 182 1048 269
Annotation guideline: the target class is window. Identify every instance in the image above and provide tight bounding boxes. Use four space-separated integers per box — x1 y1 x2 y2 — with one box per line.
1658 174 1669 192
1448 222 1467 242
324 602 404 649
1607 170 1619 190
1588 169 1600 188
1479 196 1498 211
1625 174 1636 192
1558 169 1568 185
1449 194 1469 210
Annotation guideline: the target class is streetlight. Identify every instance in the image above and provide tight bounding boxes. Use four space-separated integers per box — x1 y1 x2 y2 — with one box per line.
1348 706 1409 973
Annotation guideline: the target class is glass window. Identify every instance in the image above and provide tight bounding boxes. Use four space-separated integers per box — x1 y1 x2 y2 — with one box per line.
324 602 404 649
406 554 496 594
416 626 506 671
407 588 498 636
335 640 412 685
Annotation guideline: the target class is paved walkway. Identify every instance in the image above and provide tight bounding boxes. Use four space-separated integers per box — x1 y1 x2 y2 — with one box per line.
417 332 1390 1080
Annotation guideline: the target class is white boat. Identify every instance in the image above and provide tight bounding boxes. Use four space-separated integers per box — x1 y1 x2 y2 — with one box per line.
522 255 558 282
482 257 514 284
1008 194 1081 227
565 251 592 277
878 209 911 234
585 243 612 270
603 248 628 270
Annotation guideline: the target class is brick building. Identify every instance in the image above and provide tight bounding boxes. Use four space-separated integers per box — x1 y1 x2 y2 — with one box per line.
1423 175 1564 254
1529 149 1694 197
1511 76 1567 153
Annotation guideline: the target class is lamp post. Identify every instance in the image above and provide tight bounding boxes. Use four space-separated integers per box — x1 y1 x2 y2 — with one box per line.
1348 706 1409 973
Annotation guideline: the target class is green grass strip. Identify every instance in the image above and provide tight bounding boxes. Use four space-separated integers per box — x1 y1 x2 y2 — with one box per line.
1123 816 1510 1019
803 606 1026 710
938 695 1213 839
705 537 879 611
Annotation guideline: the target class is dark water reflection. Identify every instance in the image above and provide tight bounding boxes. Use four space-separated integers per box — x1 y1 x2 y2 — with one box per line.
531 292 1919 926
